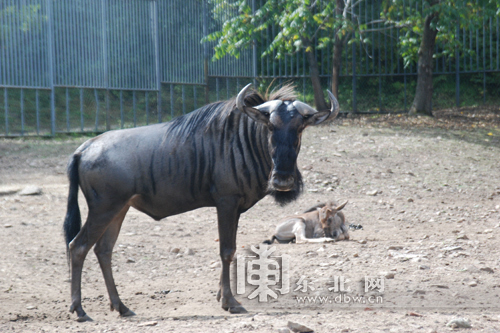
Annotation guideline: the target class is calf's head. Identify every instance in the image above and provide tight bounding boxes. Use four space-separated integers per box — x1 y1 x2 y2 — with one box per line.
319 201 348 237
237 84 339 205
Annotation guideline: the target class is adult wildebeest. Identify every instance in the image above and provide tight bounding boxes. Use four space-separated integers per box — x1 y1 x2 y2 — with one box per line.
263 201 348 244
63 83 338 321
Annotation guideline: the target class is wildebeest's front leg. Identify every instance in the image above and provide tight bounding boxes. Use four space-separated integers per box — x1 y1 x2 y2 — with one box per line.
94 205 135 317
215 196 247 314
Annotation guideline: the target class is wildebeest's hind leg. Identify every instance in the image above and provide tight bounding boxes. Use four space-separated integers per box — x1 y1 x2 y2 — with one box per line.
94 205 135 317
215 197 247 314
68 204 128 322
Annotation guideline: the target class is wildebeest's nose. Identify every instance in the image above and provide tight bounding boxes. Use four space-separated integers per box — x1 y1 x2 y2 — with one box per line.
272 174 294 191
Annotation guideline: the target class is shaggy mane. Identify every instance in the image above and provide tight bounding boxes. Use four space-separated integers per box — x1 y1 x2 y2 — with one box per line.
165 84 299 139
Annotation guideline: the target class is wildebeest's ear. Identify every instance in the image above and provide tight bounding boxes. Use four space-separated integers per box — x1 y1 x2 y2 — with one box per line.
236 83 277 125
296 90 339 126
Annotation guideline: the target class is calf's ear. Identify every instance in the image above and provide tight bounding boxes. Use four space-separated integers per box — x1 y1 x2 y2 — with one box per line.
335 201 348 211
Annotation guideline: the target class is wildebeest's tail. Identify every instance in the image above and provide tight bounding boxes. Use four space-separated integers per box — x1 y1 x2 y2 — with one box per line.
63 154 82 251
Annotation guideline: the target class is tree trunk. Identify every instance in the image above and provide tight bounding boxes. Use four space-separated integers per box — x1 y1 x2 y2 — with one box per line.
303 40 328 111
409 13 438 116
331 0 346 99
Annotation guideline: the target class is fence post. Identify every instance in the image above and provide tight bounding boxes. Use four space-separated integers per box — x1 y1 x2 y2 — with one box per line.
100 0 110 131
46 0 56 136
455 21 460 107
252 0 257 86
152 0 162 123
203 0 209 105
352 41 357 114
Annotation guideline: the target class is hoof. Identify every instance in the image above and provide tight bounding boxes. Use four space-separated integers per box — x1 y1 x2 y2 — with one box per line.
76 314 93 322
120 309 136 317
229 305 248 314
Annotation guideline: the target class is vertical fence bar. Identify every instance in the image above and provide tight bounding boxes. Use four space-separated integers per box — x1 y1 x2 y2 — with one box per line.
252 0 257 86
35 89 40 135
216 77 220 101
94 89 100 132
4 88 8 135
66 87 70 131
80 88 84 132
146 91 150 125
170 84 174 119
193 86 197 110
181 85 185 114
20 88 24 136
120 90 124 129
133 90 137 126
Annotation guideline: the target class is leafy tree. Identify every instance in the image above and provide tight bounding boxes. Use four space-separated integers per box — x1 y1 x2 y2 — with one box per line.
381 0 498 116
205 0 358 111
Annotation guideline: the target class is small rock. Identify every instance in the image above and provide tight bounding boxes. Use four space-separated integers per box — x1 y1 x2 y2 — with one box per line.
388 245 403 250
353 253 359 258
170 247 180 254
278 328 291 333
210 261 221 268
468 281 477 287
384 272 395 279
412 290 426 295
446 318 471 329
441 246 463 252
483 229 493 234
185 248 195 255
431 284 449 289
418 265 430 270
456 234 469 240
407 198 414 203
137 321 158 327
126 258 136 263
0 186 21 196
18 186 42 196
480 267 494 273
4 224 13 228
26 305 37 310
328 253 339 258
366 190 379 196
407 311 423 316
358 239 367 244
287 321 314 333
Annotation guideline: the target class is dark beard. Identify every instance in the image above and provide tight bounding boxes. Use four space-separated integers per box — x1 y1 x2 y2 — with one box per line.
268 171 303 206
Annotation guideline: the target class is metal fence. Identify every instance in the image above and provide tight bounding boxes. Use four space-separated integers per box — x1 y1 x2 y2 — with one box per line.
1 0 499 137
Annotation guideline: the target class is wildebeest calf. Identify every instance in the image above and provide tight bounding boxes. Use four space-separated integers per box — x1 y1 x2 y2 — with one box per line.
264 201 348 244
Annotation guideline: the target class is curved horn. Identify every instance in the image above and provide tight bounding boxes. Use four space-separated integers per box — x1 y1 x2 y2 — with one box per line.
236 83 253 112
327 90 340 119
293 100 318 116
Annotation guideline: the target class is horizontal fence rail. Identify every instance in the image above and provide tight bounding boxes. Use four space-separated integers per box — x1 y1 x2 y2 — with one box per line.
0 0 499 137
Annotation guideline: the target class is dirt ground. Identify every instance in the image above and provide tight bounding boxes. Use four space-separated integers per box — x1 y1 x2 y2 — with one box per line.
1 109 500 332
